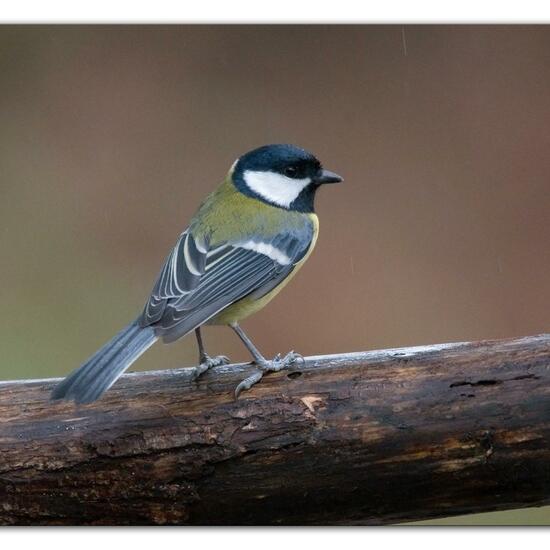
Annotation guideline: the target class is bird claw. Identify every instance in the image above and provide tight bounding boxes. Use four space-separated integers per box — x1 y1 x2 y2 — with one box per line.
262 350 302 372
234 370 264 399
211 355 230 366
234 350 303 399
287 351 305 367
189 354 230 381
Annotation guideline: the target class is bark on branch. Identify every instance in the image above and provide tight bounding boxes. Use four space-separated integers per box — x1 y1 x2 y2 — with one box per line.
1 334 549 525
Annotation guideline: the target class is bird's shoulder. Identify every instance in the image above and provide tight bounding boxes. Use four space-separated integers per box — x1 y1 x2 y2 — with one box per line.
189 178 316 250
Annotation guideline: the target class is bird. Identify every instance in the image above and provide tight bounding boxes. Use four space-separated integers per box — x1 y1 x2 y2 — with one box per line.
51 144 343 403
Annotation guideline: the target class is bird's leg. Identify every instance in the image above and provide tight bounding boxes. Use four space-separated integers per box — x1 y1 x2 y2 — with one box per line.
188 327 229 381
230 322 303 398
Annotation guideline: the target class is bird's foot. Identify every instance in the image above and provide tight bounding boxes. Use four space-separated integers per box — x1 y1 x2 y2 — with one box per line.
234 351 304 399
189 354 230 381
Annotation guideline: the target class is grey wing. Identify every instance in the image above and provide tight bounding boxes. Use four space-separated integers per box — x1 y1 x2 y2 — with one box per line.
140 230 207 326
139 229 313 343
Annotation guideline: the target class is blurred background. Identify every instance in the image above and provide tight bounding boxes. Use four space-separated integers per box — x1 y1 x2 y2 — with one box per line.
1 25 549 524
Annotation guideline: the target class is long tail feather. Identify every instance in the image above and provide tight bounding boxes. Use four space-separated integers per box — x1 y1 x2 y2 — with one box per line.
51 319 157 404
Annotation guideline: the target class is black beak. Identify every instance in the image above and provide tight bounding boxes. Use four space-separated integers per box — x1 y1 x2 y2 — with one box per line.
316 169 343 185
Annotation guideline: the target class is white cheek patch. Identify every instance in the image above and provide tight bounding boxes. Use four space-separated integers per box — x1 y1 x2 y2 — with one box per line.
243 170 311 208
239 240 291 265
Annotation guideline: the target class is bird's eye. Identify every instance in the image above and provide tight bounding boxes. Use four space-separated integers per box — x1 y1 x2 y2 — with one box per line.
284 166 298 178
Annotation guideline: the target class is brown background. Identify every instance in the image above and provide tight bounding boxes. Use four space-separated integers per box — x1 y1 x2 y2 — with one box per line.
1 25 549 524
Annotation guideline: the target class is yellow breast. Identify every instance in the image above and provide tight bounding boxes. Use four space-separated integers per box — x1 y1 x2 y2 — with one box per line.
208 213 319 326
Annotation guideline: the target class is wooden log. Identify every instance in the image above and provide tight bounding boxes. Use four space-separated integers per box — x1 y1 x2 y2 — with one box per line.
0 334 549 525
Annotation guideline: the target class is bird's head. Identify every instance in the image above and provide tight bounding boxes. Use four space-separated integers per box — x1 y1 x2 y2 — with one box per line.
231 144 342 213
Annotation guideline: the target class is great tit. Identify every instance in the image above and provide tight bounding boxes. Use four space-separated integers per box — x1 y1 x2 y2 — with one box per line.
52 144 343 403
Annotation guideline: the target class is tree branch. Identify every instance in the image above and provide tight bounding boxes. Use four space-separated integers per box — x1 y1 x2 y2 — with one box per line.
1 334 549 525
